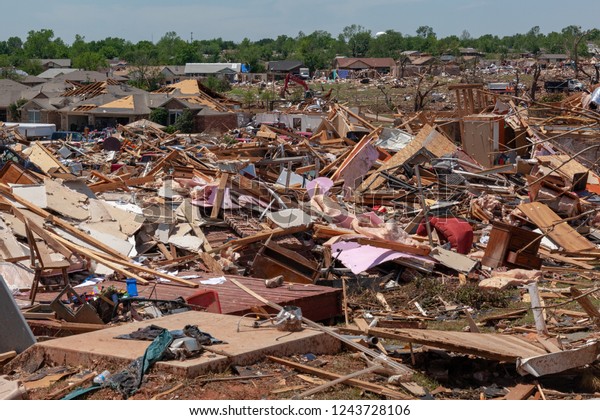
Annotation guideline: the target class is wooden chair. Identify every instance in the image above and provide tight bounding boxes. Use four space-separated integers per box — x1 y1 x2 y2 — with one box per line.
13 210 71 305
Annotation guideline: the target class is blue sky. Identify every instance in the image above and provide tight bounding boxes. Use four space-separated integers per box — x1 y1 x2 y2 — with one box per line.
3 0 599 44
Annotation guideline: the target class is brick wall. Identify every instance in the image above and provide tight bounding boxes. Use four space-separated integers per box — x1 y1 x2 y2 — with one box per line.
194 113 238 134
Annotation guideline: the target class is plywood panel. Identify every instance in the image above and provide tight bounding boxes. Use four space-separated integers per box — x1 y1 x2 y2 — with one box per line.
359 125 457 192
518 202 595 253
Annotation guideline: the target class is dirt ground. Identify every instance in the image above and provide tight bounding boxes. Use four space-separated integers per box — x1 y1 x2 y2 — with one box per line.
5 277 600 400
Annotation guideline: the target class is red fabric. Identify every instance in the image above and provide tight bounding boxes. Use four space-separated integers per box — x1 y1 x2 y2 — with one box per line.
417 217 473 254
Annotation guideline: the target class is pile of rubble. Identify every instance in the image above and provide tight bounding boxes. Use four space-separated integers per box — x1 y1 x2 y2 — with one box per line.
2 83 600 400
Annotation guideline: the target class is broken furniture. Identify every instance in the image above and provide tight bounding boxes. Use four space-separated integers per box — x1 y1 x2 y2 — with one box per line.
19 213 70 305
50 285 104 325
250 239 320 284
482 222 542 269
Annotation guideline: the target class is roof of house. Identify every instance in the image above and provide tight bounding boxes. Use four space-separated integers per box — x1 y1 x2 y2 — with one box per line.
39 59 72 68
125 118 166 130
21 81 74 100
410 56 437 66
184 63 242 74
0 79 27 108
334 57 396 69
53 70 128 83
155 79 203 95
440 54 456 62
459 48 482 55
21 75 47 85
185 63 240 74
23 98 61 111
266 60 304 72
88 93 160 116
0 78 27 91
37 68 80 79
539 54 569 60
163 66 187 76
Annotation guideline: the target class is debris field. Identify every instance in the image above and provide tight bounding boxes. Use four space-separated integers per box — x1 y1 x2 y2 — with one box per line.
2 72 600 401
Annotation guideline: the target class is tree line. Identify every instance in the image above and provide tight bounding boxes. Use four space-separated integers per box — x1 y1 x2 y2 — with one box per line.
0 25 598 77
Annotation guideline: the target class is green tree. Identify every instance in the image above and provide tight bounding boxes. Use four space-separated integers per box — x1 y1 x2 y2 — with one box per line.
72 51 108 71
70 34 89 58
416 26 436 39
341 24 372 57
6 37 23 55
149 107 168 126
241 89 256 108
124 42 162 90
8 98 27 121
203 76 231 93
23 29 59 58
20 59 43 76
369 30 404 59
156 31 190 64
174 108 194 133
294 30 338 72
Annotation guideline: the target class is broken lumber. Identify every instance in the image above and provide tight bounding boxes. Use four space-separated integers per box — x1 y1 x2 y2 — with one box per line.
0 184 128 260
570 287 600 327
356 237 431 256
228 277 414 379
293 364 381 399
268 356 411 399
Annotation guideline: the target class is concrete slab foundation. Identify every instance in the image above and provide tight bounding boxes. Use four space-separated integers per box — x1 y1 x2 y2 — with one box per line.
35 311 341 377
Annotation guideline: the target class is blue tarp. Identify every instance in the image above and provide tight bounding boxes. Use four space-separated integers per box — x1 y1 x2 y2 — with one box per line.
337 69 350 79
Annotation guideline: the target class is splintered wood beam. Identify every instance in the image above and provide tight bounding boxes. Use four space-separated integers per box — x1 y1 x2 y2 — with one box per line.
356 237 431 256
293 364 381 399
47 230 198 288
268 356 411 400
209 225 309 254
0 183 128 260
229 277 414 378
210 173 229 219
570 287 600 327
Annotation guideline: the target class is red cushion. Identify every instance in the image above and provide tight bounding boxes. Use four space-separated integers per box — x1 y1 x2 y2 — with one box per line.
417 217 473 254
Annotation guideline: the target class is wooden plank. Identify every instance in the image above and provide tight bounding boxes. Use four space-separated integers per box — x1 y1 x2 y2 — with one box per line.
28 142 69 174
331 128 382 182
89 175 155 193
230 278 413 377
338 326 547 362
358 125 457 192
539 248 595 269
356 237 431 256
294 365 381 399
45 232 150 286
151 383 184 400
157 242 174 260
146 150 180 177
0 351 17 363
210 225 309 253
354 318 388 355
268 356 411 399
45 372 96 400
570 287 600 327
518 202 595 253
505 383 536 400
210 173 229 219
0 184 128 260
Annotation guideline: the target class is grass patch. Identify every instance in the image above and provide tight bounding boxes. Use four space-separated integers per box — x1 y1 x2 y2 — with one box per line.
413 276 513 311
